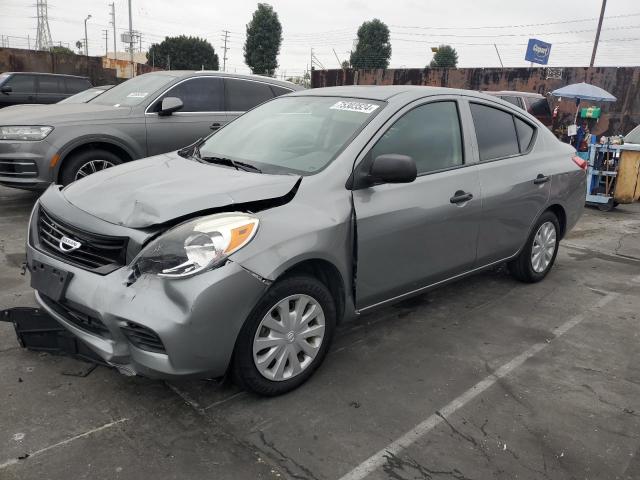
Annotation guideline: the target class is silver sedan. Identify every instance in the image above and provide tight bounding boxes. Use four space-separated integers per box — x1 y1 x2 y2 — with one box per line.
26 86 586 395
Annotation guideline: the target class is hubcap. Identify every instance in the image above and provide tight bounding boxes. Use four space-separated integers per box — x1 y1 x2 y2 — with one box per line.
75 159 116 180
531 221 557 273
253 294 326 382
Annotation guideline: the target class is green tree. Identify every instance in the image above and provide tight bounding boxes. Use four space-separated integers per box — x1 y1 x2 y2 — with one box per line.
429 45 458 68
50 45 75 55
244 3 282 75
75 41 83 54
349 19 391 69
341 60 350 69
147 35 219 70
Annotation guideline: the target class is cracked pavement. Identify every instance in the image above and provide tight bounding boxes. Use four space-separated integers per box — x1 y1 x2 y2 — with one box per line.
1 184 639 480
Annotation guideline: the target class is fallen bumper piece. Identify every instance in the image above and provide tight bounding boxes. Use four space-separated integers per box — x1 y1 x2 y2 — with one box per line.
0 307 107 366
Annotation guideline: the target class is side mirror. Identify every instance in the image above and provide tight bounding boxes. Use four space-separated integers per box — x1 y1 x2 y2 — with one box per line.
370 154 417 184
0 86 12 94
158 97 183 116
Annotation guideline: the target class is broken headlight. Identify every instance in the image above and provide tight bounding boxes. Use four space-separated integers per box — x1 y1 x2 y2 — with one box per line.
130 213 259 279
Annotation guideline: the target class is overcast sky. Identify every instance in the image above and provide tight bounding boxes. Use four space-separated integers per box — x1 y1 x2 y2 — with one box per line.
1 0 639 76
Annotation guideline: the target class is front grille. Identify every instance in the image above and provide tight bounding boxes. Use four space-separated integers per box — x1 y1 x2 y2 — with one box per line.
0 159 38 178
37 208 128 274
120 322 166 353
41 294 111 338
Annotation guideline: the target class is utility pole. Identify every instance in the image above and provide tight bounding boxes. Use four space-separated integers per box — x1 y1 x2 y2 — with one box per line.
221 30 229 72
102 29 108 57
590 0 607 67
139 33 142 52
494 43 504 68
128 0 134 77
35 0 53 50
109 2 116 59
84 14 92 57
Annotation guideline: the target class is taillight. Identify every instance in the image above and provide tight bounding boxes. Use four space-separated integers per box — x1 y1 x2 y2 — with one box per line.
572 156 588 171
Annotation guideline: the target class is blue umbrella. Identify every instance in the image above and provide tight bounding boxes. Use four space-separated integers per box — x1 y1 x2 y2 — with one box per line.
551 82 616 133
551 82 616 102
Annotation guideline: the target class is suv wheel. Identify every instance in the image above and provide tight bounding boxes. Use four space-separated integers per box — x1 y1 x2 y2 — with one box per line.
232 275 336 396
508 211 560 283
60 149 123 186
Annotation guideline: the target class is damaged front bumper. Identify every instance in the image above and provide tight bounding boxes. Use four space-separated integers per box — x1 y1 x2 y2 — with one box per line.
22 243 269 379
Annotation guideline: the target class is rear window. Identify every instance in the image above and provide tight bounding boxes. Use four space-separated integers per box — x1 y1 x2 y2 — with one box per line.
526 97 551 117
470 103 520 161
225 78 274 111
499 96 523 109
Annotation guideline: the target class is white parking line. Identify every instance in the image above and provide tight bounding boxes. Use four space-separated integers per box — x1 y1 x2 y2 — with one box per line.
0 418 128 470
338 292 618 480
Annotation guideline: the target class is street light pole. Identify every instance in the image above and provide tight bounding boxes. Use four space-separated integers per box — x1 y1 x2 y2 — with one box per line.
84 14 92 57
590 0 607 67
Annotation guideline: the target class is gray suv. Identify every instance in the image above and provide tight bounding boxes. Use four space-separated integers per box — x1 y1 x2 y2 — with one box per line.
0 71 300 189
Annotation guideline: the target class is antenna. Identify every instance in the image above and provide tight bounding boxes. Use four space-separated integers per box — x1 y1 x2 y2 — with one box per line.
35 0 54 51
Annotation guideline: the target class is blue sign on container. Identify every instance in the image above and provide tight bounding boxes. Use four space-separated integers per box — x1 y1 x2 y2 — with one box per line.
525 39 552 65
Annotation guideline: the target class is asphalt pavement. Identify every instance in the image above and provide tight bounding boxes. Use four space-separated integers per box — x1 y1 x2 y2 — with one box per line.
1 184 639 480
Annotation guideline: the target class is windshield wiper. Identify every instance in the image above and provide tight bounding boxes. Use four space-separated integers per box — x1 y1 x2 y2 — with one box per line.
198 155 262 174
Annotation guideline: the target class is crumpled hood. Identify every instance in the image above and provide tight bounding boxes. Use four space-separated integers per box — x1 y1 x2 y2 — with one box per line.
62 153 300 228
0 103 131 125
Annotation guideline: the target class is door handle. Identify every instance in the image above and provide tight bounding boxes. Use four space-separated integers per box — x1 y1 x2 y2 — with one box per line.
450 190 473 204
210 123 221 131
533 174 550 184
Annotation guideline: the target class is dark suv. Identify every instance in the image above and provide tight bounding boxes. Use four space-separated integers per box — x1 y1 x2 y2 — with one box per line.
485 91 552 127
0 72 92 108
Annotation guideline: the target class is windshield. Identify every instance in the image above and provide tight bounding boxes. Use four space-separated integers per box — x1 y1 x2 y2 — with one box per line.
90 73 175 107
59 87 107 104
0 73 9 86
198 96 383 175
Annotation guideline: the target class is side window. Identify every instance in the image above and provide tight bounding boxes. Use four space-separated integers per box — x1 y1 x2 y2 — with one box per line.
5 74 36 93
470 103 520 161
38 75 63 93
370 101 464 175
66 77 91 93
225 79 274 111
270 85 292 97
154 77 223 112
514 117 535 152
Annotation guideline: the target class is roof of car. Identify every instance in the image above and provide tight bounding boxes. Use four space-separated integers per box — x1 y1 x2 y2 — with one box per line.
147 70 302 90
289 85 506 102
2 72 90 79
485 90 544 98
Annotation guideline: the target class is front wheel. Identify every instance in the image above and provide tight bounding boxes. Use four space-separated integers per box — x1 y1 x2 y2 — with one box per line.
508 211 560 283
232 275 336 396
60 149 123 186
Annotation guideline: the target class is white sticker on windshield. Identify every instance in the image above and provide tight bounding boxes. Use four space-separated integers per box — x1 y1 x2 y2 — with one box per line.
126 92 148 98
330 101 379 114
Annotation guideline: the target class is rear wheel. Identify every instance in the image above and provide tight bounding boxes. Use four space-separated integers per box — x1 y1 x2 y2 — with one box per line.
60 149 123 186
232 275 336 396
508 211 560 283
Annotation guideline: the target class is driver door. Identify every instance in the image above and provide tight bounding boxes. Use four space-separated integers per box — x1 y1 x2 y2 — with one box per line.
145 76 228 155
353 99 481 309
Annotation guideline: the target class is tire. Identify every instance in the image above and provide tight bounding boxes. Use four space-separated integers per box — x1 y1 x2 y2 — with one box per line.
508 211 560 283
232 275 336 396
60 149 123 186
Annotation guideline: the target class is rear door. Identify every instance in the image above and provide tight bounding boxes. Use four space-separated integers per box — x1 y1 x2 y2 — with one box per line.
468 100 551 265
353 98 481 309
145 76 227 155
224 78 277 122
36 75 66 104
0 74 37 106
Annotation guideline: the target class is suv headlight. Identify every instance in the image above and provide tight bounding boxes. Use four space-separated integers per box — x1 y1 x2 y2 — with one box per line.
0 126 54 141
130 212 259 279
